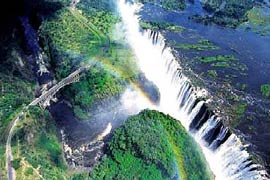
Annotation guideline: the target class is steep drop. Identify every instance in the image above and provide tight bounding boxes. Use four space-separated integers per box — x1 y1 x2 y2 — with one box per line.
117 0 269 179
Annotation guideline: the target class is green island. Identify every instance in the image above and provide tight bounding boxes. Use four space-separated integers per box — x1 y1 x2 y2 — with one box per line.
227 101 248 128
138 0 186 11
191 0 254 28
207 70 218 78
243 6 270 36
170 40 219 51
194 55 247 74
260 84 270 98
235 102 248 118
90 110 212 180
190 0 270 36
196 55 237 63
140 21 185 32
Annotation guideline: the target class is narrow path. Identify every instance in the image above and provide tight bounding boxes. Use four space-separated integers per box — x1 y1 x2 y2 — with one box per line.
6 111 25 180
68 8 106 41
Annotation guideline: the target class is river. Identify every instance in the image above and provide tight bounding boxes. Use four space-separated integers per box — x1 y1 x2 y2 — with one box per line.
117 0 269 179
140 2 270 94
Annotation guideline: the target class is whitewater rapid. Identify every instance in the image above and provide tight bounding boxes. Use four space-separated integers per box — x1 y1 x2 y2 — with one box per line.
117 0 269 179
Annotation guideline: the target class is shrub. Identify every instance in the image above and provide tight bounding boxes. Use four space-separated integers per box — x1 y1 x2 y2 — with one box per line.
11 158 21 170
260 84 270 98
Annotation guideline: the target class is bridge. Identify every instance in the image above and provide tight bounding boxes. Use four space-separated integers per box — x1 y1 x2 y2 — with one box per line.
6 65 91 180
30 65 90 108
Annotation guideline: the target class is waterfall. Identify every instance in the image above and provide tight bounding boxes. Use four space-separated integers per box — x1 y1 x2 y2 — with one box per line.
117 0 269 179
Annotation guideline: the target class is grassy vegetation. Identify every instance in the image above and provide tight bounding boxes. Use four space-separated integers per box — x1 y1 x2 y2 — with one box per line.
11 106 83 179
235 102 248 119
0 73 34 141
211 62 230 68
247 7 270 26
260 84 270 98
207 70 218 78
192 0 254 28
161 0 186 11
72 173 89 180
0 8 37 177
140 21 185 32
0 28 98 177
63 64 125 119
39 8 106 55
242 6 270 36
171 40 219 51
90 110 212 180
0 145 5 176
241 84 247 91
40 1 138 120
227 101 248 128
41 8 137 119
196 55 237 63
85 11 120 35
194 54 247 73
138 0 186 11
97 41 139 82
77 0 114 13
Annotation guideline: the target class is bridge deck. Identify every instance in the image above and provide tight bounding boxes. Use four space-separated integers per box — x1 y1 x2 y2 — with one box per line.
30 65 90 107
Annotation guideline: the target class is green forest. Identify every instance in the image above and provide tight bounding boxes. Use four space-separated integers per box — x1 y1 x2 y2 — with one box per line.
90 110 212 180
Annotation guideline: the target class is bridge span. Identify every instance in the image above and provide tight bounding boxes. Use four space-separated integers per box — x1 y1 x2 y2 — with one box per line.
6 65 90 180
30 65 90 108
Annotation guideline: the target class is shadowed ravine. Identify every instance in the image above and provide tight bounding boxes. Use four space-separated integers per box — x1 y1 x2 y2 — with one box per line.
117 0 269 179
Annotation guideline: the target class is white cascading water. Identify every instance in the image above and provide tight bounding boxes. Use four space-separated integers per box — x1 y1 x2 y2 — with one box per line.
117 0 269 179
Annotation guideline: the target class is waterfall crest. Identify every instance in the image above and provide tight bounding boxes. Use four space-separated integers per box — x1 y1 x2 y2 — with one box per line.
117 0 269 179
